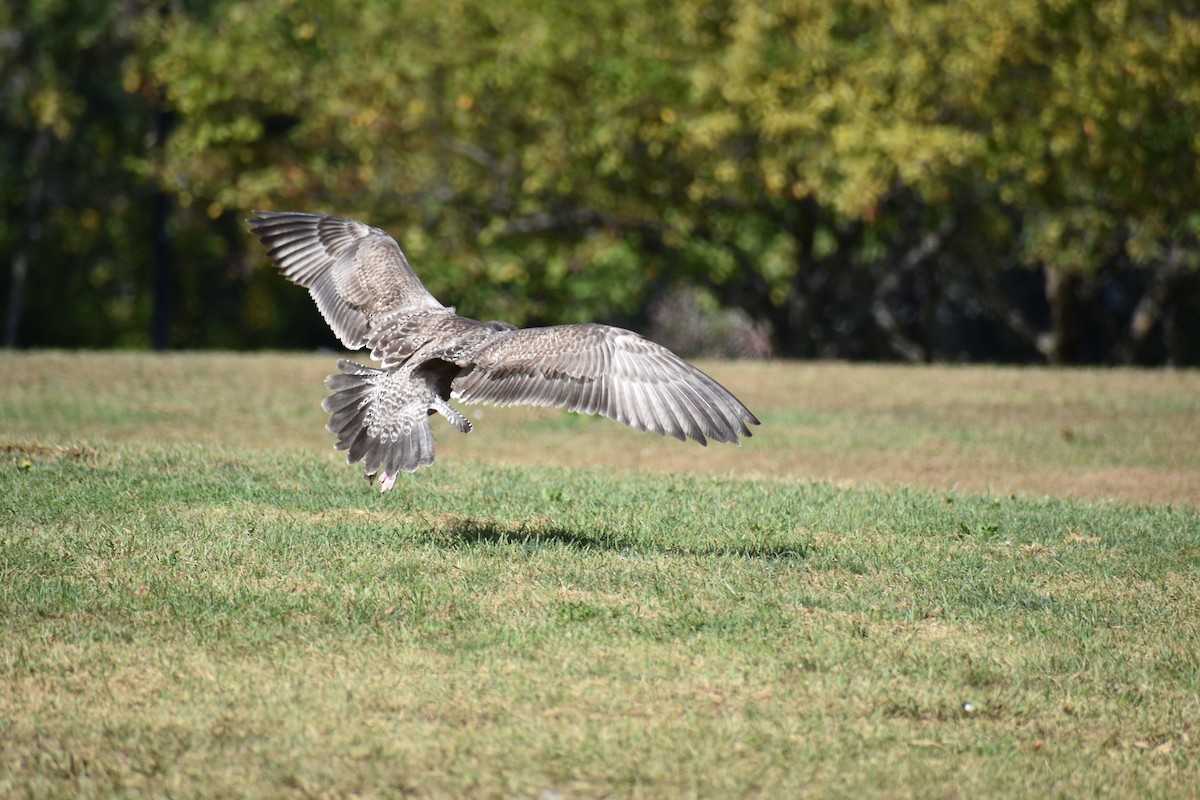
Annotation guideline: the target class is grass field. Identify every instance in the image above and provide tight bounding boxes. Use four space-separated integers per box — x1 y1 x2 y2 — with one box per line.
2 352 1198 798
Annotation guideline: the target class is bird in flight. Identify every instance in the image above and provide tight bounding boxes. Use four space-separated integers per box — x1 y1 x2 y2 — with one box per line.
247 211 759 492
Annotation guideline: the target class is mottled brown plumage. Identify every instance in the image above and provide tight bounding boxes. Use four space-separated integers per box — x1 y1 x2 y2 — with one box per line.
248 211 759 492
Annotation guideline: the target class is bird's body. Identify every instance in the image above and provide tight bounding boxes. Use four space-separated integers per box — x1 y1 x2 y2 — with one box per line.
247 211 759 492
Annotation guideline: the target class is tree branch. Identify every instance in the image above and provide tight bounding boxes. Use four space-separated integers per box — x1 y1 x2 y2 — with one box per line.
871 216 955 362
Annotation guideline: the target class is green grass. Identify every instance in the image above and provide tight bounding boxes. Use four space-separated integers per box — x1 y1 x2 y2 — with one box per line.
2 353 1199 798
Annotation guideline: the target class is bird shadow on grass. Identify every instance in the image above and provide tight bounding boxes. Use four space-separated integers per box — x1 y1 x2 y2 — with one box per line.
436 516 810 561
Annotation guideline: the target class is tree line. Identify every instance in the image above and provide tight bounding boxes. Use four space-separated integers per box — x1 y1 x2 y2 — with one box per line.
4 0 1198 363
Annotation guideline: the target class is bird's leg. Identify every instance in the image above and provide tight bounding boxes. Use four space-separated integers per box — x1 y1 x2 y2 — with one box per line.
432 397 472 434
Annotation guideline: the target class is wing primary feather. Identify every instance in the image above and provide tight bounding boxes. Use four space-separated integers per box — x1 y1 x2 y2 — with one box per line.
649 380 689 440
618 378 653 434
634 379 669 436
649 382 689 442
685 383 740 443
661 375 723 442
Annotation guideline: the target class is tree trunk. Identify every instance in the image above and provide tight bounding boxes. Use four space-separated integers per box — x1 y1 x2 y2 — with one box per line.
1117 247 1187 365
6 131 50 349
150 108 173 350
871 268 926 362
870 216 953 362
5 249 29 349
1042 264 1083 364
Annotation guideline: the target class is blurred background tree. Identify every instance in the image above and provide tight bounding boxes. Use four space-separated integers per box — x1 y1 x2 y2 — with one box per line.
2 0 155 348
3 0 1198 362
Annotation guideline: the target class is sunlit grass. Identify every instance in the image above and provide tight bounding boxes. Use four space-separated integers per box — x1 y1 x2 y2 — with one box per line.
2 352 1198 797
4 352 1197 504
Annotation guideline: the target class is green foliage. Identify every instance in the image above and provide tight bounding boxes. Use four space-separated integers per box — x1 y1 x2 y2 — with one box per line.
0 0 153 346
955 0 1200 272
142 0 1200 356
4 0 1199 358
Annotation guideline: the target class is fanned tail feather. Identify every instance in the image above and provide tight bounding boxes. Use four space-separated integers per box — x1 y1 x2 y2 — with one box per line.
322 359 438 492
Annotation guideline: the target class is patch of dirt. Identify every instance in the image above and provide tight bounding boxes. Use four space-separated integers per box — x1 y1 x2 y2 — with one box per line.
2 443 97 464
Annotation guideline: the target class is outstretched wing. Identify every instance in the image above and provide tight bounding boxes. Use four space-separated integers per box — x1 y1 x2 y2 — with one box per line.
247 211 444 348
452 324 759 445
